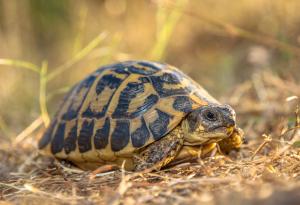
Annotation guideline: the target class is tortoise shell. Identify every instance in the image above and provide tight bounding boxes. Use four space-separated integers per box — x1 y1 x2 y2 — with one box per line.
39 61 219 163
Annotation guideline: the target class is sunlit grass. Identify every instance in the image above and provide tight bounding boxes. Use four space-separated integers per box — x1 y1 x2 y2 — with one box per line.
0 32 109 130
0 59 40 73
47 32 108 82
46 86 72 101
150 0 188 61
39 61 50 127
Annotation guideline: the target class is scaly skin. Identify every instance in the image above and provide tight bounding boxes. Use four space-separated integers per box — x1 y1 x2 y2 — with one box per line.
134 126 184 171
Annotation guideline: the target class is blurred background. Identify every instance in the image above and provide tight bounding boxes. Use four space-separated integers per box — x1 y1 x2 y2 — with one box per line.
1 0 300 138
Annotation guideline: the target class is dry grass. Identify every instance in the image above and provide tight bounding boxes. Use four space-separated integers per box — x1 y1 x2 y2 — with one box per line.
1 71 299 205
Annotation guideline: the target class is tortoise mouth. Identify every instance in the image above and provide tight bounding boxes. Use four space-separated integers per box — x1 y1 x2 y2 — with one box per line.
183 126 235 146
210 126 234 136
183 136 224 146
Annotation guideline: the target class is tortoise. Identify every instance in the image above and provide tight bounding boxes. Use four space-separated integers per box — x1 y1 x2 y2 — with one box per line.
39 61 243 171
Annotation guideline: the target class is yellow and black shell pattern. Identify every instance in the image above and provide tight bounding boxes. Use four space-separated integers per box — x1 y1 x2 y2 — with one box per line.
39 61 219 162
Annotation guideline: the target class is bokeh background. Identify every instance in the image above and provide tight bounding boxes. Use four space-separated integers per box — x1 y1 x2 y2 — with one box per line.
1 0 300 138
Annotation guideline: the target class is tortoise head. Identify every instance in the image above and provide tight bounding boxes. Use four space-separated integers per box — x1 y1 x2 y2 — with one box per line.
181 104 236 145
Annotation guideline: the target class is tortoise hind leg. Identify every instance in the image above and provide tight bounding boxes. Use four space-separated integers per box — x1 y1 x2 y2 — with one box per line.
134 127 184 171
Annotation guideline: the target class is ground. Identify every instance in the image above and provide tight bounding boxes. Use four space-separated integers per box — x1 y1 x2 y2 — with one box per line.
0 71 299 205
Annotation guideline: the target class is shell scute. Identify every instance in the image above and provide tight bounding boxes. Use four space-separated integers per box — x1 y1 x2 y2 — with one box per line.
51 121 66 154
81 73 126 119
62 75 96 121
150 72 188 97
38 119 56 149
127 65 158 75
173 96 194 113
149 109 174 140
78 119 94 153
133 94 159 117
131 117 150 148
95 74 123 94
111 119 130 152
112 78 159 119
94 117 110 149
64 121 78 154
112 81 145 118
136 61 162 72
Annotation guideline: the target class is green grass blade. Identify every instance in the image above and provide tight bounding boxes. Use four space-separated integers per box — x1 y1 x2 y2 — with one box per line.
46 86 71 101
39 61 50 127
99 33 122 65
150 0 188 61
72 5 88 54
47 32 107 82
0 58 40 73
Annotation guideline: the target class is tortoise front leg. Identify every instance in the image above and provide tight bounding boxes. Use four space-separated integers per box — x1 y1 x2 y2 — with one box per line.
134 127 184 171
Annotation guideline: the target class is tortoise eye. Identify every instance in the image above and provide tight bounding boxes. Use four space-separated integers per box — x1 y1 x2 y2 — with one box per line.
204 110 218 121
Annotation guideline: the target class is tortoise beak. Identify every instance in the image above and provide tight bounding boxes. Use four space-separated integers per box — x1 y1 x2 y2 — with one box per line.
226 126 235 136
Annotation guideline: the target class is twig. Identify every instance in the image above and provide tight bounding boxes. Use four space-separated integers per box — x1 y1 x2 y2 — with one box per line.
109 162 132 205
13 116 43 145
279 126 300 141
54 161 84 174
251 134 272 160
89 165 118 180
0 182 24 191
